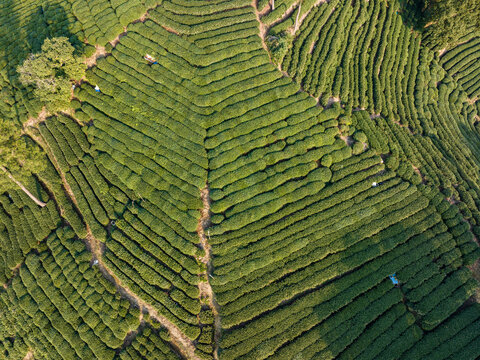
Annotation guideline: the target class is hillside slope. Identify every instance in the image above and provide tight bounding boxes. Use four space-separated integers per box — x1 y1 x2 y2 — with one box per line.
0 0 479 359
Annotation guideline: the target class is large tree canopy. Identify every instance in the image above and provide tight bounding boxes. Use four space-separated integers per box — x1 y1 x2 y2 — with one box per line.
421 0 480 48
17 37 85 113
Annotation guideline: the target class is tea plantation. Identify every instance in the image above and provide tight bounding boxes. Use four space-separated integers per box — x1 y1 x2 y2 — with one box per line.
0 0 480 359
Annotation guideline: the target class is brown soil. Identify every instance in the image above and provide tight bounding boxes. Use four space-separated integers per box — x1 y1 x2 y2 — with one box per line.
196 186 221 360
268 1 300 29
447 196 458 205
23 107 48 132
161 25 180 36
109 28 128 48
253 0 325 63
85 10 151 68
468 256 480 303
2 262 23 289
340 135 354 146
467 96 478 105
412 164 426 183
353 106 366 111
295 0 326 31
392 119 415 135
138 13 148 23
257 0 271 15
326 96 340 106
253 0 270 55
23 350 34 360
85 45 107 68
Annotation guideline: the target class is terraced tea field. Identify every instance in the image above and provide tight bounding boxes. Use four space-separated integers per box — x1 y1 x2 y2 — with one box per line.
0 0 480 359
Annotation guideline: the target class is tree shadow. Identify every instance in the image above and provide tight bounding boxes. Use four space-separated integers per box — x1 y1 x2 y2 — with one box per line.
0 1 82 79
397 0 425 32
26 4 83 54
0 1 84 122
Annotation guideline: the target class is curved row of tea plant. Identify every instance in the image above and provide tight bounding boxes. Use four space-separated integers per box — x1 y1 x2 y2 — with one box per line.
0 227 140 360
0 0 479 359
440 36 480 101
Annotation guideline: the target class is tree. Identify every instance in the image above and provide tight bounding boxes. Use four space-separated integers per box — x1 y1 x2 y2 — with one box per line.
17 37 85 113
266 32 293 66
0 120 47 207
421 0 480 48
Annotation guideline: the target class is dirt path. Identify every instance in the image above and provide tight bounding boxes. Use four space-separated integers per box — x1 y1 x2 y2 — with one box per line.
161 25 181 36
86 232 200 360
467 96 478 105
340 134 354 146
253 0 270 55
0 166 46 207
23 107 48 132
84 45 107 68
412 164 426 183
196 186 221 360
253 0 326 67
268 1 301 29
392 118 415 135
109 27 128 48
294 0 326 33
23 350 34 360
2 262 23 289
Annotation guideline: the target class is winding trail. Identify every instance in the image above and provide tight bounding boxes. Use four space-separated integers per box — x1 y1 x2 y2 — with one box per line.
196 186 221 360
85 232 200 360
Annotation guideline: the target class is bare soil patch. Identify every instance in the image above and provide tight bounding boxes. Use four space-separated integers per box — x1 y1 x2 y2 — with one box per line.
196 186 221 360
23 107 48 131
85 45 107 68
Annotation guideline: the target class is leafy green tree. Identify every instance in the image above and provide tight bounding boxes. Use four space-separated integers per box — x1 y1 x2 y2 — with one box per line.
267 32 293 66
0 120 46 206
17 37 85 113
421 0 480 48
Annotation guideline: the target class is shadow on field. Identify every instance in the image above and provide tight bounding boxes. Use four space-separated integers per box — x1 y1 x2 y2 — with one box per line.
0 1 82 77
397 0 425 31
0 1 83 121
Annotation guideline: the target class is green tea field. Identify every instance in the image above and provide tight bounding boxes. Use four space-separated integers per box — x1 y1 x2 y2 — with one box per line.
0 0 480 359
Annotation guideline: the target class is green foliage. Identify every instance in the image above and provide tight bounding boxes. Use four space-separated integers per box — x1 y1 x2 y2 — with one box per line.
266 32 293 65
0 120 46 191
422 0 480 48
0 2 479 360
17 37 85 112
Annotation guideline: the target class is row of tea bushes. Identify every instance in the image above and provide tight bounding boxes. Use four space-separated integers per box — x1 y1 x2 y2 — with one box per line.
440 36 480 100
0 227 141 359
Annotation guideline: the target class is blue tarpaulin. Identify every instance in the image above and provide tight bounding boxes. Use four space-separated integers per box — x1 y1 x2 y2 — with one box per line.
389 273 399 285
